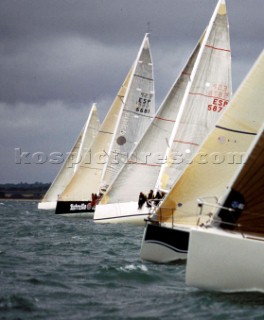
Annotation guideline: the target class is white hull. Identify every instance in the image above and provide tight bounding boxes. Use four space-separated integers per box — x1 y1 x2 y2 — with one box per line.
38 201 57 210
186 227 264 292
93 201 150 225
140 223 190 263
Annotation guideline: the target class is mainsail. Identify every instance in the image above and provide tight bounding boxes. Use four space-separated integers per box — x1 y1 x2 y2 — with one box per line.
38 103 100 209
156 0 231 192
157 49 264 226
59 34 154 202
100 33 155 192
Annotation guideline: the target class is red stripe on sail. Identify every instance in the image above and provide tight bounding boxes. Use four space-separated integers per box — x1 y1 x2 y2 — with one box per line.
205 44 231 52
173 140 199 146
189 92 229 102
155 116 176 123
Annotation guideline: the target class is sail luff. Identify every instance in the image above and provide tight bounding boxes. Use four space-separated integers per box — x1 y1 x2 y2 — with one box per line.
74 103 97 174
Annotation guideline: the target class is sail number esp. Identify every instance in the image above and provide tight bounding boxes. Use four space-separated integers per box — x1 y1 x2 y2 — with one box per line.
208 98 228 112
136 92 152 113
207 83 229 112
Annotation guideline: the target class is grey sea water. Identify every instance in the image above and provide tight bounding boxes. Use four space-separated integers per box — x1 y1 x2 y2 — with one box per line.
0 201 264 320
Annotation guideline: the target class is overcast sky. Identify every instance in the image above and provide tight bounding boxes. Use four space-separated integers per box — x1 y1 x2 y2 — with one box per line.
0 0 263 183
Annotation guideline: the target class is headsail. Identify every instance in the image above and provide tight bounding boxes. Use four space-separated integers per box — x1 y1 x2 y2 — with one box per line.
157 49 264 226
38 103 100 209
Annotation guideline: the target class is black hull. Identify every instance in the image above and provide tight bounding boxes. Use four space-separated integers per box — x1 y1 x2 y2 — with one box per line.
144 223 190 254
55 201 95 215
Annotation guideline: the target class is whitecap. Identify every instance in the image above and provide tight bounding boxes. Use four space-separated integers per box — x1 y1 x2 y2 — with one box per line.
120 264 148 272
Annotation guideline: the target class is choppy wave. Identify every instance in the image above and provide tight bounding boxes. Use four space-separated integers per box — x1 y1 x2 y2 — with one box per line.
0 201 264 320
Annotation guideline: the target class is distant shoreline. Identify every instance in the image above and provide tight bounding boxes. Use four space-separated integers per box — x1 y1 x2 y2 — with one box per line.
0 199 39 202
0 182 50 201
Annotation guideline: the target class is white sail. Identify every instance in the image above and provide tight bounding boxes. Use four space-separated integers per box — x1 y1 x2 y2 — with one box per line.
157 0 232 192
94 0 231 225
157 49 264 227
59 67 133 202
60 34 154 202
38 103 100 209
101 35 202 205
100 33 155 192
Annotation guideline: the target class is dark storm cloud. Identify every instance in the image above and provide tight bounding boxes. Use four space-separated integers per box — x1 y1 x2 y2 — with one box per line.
0 0 263 183
0 0 203 105
1 0 263 105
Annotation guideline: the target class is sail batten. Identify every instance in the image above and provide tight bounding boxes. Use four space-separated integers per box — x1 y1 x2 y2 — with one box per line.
215 125 257 135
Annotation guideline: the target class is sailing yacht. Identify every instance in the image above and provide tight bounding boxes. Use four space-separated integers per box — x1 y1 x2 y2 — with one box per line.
186 52 264 292
38 103 100 210
94 0 231 224
140 50 264 263
55 34 155 215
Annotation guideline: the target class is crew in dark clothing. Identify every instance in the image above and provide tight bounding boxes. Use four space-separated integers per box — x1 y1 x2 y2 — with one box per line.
91 193 98 207
147 189 154 207
138 192 147 209
154 190 164 206
97 192 103 204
